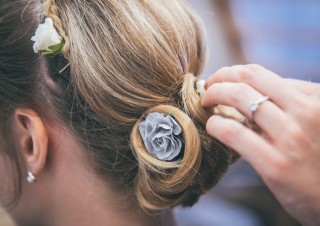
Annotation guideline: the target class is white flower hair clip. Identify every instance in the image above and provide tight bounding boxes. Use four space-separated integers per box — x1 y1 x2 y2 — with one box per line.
196 79 206 96
31 18 64 56
139 112 183 161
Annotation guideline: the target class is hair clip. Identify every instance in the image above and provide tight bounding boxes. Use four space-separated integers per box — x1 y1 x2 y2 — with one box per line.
139 112 183 161
196 79 206 96
31 18 64 56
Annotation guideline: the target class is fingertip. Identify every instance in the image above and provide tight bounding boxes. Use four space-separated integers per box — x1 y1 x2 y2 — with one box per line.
201 87 220 109
200 93 207 107
200 90 213 108
204 81 208 90
204 75 216 90
206 115 223 137
205 66 230 88
200 88 208 106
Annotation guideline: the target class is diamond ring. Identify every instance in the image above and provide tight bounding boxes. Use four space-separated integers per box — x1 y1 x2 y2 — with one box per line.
249 96 270 122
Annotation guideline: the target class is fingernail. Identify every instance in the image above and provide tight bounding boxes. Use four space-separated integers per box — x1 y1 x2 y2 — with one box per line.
204 81 208 90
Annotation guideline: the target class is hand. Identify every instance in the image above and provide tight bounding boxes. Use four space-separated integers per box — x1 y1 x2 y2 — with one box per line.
201 64 320 226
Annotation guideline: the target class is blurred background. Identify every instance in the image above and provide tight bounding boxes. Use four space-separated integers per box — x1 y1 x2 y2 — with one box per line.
1 0 320 225
188 0 320 82
175 0 320 226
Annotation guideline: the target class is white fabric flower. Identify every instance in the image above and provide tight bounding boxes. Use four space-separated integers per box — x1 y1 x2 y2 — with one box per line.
31 18 62 54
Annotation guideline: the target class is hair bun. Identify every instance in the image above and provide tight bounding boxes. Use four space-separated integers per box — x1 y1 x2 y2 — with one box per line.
131 104 202 210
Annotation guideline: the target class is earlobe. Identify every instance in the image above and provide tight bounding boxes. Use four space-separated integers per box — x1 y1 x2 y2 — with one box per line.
14 109 49 179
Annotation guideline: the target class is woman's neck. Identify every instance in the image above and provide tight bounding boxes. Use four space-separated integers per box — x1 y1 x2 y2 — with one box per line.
10 126 176 226
42 159 173 226
14 166 174 226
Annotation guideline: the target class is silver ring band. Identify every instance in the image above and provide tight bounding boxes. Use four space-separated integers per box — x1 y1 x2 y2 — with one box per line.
249 96 270 122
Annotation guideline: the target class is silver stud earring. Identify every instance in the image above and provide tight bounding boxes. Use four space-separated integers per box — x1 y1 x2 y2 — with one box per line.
27 170 36 184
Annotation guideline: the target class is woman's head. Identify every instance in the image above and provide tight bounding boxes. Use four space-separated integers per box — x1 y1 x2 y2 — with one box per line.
0 0 237 214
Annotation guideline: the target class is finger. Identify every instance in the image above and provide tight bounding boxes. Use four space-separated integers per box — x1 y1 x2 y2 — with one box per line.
206 115 281 175
202 82 289 140
205 64 304 111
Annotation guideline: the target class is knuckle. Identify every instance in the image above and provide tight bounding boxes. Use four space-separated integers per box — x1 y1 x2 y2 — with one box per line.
215 66 231 78
238 65 255 82
247 64 265 71
292 97 316 118
220 66 230 72
287 124 304 143
238 64 263 82
276 123 310 159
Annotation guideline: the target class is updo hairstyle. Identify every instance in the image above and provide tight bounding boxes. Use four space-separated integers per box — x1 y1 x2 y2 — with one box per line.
0 0 238 210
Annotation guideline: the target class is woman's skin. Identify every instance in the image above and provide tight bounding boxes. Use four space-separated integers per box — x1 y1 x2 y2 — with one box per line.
202 64 320 226
3 109 169 226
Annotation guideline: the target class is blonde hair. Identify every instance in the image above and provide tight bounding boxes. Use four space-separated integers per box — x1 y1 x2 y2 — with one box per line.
0 0 237 210
45 0 237 210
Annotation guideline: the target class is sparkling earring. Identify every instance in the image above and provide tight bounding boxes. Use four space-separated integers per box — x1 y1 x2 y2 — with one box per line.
27 170 36 184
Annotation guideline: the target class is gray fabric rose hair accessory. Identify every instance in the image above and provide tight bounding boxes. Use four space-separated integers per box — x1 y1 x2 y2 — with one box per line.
139 112 183 161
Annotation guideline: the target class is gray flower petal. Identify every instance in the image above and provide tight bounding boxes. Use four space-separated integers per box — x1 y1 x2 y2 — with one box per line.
164 137 182 160
138 112 183 161
170 118 182 135
153 125 172 138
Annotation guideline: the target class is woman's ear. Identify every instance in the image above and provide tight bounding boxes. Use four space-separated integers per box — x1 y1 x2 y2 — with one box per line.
13 109 48 177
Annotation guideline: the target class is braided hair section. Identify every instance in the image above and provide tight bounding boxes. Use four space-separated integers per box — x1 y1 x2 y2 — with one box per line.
44 0 70 59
